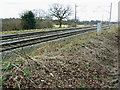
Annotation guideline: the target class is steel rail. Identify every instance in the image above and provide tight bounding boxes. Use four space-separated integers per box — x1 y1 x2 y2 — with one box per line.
1 25 109 52
1 28 96 52
1 26 96 40
1 27 97 46
1 25 109 40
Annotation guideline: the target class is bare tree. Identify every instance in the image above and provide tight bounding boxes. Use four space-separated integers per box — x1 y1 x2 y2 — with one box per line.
49 3 72 27
32 9 46 20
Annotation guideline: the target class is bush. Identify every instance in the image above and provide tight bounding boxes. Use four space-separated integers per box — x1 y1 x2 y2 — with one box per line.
36 19 54 29
68 22 76 27
2 19 22 31
21 11 36 29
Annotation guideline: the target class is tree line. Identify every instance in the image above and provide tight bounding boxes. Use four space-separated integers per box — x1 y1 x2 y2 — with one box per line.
2 3 113 31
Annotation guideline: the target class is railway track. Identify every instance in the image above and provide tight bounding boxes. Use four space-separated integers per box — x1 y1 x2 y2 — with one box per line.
0 25 109 52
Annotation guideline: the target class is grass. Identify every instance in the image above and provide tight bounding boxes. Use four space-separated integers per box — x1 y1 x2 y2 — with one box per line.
2 27 68 35
109 62 113 67
33 26 117 56
1 24 93 35
77 84 89 88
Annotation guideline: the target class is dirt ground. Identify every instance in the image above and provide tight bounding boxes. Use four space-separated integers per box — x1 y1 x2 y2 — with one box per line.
2 26 119 89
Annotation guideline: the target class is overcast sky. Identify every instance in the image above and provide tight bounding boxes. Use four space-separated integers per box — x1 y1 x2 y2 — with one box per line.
0 0 119 22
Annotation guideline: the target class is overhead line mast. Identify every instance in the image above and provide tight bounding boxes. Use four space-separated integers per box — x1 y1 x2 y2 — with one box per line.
75 4 77 28
109 3 112 27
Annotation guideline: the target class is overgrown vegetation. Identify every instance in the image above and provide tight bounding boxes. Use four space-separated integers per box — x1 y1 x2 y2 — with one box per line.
36 19 53 29
2 17 116 32
1 27 118 89
2 19 22 31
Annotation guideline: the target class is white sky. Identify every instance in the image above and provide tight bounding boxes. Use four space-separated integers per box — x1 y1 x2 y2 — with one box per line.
0 0 119 22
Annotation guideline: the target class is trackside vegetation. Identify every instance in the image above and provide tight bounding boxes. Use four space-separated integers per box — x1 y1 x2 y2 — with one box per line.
1 26 118 88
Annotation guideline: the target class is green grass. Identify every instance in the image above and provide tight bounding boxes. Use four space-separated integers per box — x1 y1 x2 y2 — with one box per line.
2 27 68 35
76 84 89 88
109 62 113 67
102 61 106 65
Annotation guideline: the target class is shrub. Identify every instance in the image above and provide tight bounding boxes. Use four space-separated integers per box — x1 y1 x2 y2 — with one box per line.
21 11 36 29
68 22 76 27
2 19 22 31
36 19 54 29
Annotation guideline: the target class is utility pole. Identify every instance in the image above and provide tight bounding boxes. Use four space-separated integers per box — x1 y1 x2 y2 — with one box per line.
101 15 104 26
109 3 112 27
75 4 77 28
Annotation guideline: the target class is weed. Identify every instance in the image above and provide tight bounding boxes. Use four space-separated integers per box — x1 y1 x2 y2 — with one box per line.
88 39 91 42
2 59 9 64
76 85 81 88
95 77 98 80
106 30 108 32
10 72 15 75
86 65 89 69
109 62 113 67
2 62 14 70
23 68 30 76
2 74 7 81
49 79 53 82
102 61 106 65
65 46 69 50
94 76 101 81
82 84 88 88
82 42 86 47
0 79 5 84
107 77 111 81
15 58 23 65
70 41 75 46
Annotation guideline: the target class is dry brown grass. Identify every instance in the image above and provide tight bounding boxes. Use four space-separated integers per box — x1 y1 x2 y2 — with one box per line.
2 27 118 88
